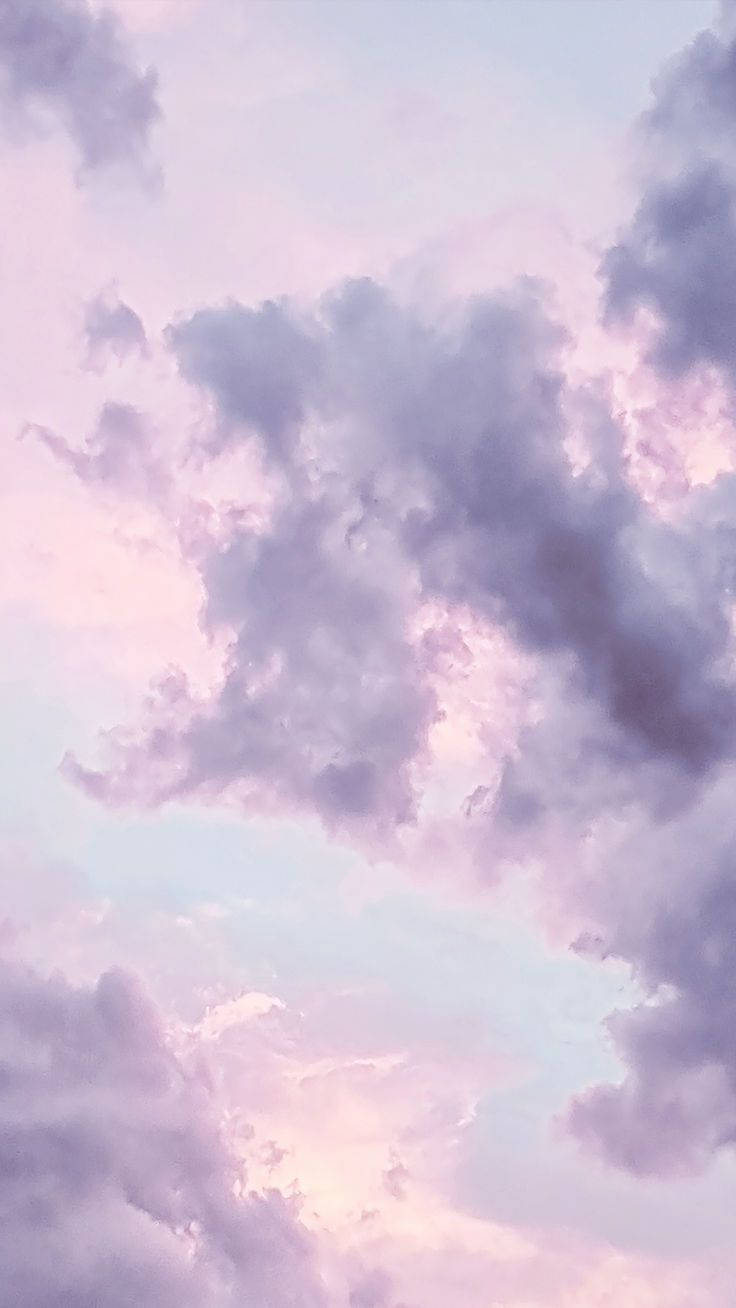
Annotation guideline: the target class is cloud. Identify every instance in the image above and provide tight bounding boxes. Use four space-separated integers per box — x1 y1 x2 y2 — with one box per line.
510 9 736 1180
83 288 148 366
0 844 729 1308
602 18 736 386
168 300 321 465
0 0 160 173
28 0 736 1193
349 1268 393 1307
65 277 736 845
29 400 170 498
603 162 736 381
0 946 329 1307
64 481 435 842
563 769 736 1178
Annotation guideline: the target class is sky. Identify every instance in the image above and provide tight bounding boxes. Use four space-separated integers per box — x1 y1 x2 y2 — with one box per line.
3 0 736 1303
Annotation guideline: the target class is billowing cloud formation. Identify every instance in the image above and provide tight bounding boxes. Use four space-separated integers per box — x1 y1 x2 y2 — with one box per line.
0 0 160 171
537 9 736 1178
67 487 434 838
169 300 321 464
563 761 736 1178
68 277 736 842
33 2 736 1193
603 17 736 384
0 869 720 1308
0 948 327 1307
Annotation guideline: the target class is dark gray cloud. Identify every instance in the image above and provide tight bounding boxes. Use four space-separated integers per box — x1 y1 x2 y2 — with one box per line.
83 289 148 366
0 0 160 172
0 948 328 1307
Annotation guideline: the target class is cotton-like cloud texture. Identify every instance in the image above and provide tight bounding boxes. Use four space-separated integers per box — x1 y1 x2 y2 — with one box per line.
7 0 736 1304
545 5 736 1180
0 948 327 1307
0 0 159 171
61 265 736 1194
49 15 736 1182
67 277 735 839
603 16 736 383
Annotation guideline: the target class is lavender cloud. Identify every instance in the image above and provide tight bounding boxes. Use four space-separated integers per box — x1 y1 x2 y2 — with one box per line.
349 1268 393 1308
83 289 148 367
168 299 321 465
30 400 169 498
564 772 736 1178
168 285 736 780
66 483 435 841
0 947 328 1307
602 18 736 385
67 277 736 844
0 0 160 172
526 10 736 1179
34 3 736 1191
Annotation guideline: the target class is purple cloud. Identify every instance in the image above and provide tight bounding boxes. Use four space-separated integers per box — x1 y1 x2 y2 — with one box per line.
517 10 736 1180
66 277 736 841
66 481 435 840
166 284 736 781
349 1268 393 1308
24 0 736 1196
83 289 148 366
168 300 321 465
0 947 328 1306
561 768 736 1178
602 18 736 384
30 401 169 498
0 0 160 173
